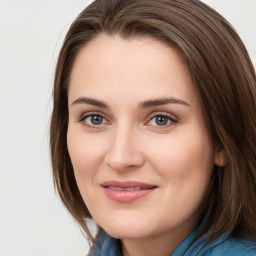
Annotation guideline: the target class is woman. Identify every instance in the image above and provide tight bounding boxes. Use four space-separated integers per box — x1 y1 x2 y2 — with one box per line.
50 0 256 255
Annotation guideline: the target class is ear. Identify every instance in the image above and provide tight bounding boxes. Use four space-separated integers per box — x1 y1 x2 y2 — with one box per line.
214 144 228 167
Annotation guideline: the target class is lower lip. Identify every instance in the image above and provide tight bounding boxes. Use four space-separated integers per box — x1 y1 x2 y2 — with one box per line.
103 187 156 203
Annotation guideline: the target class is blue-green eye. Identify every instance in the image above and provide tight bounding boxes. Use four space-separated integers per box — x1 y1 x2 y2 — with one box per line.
82 114 107 126
148 115 176 126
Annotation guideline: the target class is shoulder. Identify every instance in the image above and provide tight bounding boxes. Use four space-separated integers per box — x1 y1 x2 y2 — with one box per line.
88 229 122 256
183 231 256 256
207 237 256 256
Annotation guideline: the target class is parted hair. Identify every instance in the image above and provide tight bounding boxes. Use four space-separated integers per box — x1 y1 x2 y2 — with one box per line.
50 0 256 244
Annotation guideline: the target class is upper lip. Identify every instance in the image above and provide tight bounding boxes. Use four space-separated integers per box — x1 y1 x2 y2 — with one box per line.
101 180 157 189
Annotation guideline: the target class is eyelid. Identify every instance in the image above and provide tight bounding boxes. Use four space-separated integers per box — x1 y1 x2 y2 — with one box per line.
145 112 178 127
77 111 178 129
79 111 111 128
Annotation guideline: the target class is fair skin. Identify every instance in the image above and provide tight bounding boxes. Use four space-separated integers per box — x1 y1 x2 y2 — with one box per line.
67 34 225 256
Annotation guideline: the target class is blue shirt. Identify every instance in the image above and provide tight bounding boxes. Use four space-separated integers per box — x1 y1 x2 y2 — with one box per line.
89 227 256 256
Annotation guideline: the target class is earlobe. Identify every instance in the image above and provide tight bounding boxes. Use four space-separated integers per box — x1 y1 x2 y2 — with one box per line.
214 146 228 167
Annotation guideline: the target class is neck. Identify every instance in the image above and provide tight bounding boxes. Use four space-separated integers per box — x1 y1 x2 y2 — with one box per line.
121 223 196 256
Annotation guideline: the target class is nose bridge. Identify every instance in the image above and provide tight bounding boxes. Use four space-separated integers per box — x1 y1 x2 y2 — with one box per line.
104 122 144 171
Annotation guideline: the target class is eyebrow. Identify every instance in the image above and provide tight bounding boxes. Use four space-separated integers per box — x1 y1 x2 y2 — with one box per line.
70 97 190 108
71 97 108 108
139 98 190 109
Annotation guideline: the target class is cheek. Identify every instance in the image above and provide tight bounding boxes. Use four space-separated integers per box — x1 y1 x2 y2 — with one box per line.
146 132 214 224
67 128 106 185
147 131 214 187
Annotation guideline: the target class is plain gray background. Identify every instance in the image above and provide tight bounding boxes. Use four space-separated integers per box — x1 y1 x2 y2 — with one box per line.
0 1 255 256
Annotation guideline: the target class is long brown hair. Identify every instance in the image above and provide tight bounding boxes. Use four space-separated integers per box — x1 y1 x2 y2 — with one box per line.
50 0 256 244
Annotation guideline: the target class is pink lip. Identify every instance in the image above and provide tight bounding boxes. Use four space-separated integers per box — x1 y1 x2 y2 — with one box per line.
101 180 157 203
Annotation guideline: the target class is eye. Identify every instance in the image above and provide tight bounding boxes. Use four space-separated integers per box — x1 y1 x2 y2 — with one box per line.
80 114 108 126
147 114 177 127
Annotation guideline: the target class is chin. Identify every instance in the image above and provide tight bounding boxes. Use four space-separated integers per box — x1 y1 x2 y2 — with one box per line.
100 218 153 239
106 228 151 240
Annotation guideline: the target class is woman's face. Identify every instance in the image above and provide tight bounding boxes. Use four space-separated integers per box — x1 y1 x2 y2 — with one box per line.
67 34 222 243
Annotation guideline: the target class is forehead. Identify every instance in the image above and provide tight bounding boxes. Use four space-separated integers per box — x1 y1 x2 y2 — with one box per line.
69 34 196 106
71 34 187 78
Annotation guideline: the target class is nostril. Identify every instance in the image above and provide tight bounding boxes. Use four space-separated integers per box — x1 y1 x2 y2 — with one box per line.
104 155 144 171
104 133 145 171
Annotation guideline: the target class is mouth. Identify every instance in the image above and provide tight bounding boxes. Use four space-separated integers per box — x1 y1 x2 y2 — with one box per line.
107 186 152 191
101 180 157 203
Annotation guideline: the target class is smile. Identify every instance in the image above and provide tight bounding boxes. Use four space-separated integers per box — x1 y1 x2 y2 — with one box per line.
101 181 157 203
108 186 151 191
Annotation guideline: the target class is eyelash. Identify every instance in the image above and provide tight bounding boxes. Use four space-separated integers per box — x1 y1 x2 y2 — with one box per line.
79 112 178 129
146 113 178 128
79 112 109 128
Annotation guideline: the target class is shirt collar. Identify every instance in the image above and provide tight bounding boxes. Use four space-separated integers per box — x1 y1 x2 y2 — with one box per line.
89 226 229 256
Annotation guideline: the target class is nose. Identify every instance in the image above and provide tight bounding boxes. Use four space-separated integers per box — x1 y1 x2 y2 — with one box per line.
104 126 144 172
